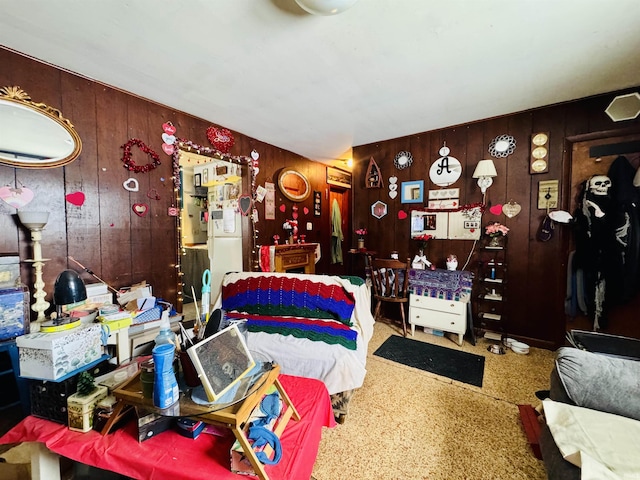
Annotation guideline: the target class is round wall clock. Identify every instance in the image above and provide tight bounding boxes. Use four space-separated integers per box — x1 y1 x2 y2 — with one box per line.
394 151 413 169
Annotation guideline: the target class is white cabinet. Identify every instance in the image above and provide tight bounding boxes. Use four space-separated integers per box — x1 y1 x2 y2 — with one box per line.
409 294 466 345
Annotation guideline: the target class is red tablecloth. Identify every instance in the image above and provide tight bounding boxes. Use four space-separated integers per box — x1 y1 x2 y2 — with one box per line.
0 374 336 480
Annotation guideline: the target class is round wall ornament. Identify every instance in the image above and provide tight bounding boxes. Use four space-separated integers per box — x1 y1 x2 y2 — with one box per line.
206 126 235 153
121 139 162 173
488 134 516 158
394 151 413 169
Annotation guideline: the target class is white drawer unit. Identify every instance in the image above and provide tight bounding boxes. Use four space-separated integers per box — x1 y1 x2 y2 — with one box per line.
409 294 467 345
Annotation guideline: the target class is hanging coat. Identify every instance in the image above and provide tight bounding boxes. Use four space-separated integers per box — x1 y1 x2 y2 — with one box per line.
331 199 343 264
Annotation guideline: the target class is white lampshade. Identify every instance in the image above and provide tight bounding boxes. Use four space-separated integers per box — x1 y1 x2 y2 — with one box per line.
472 159 497 179
294 0 359 15
18 211 49 230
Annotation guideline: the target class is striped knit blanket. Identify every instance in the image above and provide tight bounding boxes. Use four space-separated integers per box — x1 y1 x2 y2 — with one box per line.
222 273 358 350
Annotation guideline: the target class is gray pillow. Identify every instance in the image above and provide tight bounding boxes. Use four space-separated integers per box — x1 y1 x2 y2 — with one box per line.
555 347 640 421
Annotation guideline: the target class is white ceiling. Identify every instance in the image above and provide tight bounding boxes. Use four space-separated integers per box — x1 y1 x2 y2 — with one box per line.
1 0 639 161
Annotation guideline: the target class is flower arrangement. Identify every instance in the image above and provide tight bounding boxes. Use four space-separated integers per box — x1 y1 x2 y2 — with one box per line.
355 228 368 238
414 233 433 250
485 222 509 237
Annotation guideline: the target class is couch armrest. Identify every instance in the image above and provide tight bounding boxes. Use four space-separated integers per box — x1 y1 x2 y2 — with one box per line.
555 347 640 421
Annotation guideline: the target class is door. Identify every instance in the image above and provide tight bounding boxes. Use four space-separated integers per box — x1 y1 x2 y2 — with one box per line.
327 188 350 275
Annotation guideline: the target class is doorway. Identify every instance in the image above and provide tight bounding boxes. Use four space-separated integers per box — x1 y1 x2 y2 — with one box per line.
565 130 640 338
327 187 350 276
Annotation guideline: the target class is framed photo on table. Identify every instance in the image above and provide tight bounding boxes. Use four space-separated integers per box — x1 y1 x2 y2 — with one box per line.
187 324 256 402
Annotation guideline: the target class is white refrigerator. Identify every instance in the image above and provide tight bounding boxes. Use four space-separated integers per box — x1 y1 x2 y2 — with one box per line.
207 167 244 300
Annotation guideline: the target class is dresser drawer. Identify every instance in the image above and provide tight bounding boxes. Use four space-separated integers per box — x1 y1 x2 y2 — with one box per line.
410 294 466 315
409 295 466 333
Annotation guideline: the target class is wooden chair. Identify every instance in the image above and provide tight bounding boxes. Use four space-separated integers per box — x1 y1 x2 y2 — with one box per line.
367 255 411 337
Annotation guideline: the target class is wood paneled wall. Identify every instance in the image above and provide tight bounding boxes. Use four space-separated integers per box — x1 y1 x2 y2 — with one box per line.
353 91 640 348
0 48 345 318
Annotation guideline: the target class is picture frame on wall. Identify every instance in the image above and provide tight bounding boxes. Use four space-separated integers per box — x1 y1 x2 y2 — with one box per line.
326 166 352 189
401 180 424 203
194 173 202 187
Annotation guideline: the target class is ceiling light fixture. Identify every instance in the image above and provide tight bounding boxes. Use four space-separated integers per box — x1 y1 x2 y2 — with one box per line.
294 0 359 15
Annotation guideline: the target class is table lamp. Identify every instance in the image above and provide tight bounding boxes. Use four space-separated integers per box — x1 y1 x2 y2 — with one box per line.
18 210 50 325
41 269 87 332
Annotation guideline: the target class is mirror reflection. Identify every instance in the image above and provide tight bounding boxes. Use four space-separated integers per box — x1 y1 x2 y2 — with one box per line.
278 168 311 202
0 86 82 168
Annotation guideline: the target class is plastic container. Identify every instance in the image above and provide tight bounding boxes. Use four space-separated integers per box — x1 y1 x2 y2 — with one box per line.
152 343 179 408
140 359 155 399
154 309 176 346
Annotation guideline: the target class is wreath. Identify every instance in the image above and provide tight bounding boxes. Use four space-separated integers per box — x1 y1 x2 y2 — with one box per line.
121 139 162 173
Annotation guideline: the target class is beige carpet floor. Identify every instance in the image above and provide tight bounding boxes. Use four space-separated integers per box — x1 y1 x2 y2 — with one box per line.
312 321 556 480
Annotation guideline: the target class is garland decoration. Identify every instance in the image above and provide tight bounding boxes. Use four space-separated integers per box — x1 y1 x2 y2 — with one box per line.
121 139 162 173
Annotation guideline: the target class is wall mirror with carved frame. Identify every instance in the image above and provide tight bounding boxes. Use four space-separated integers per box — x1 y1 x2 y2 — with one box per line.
0 86 82 168
278 168 311 202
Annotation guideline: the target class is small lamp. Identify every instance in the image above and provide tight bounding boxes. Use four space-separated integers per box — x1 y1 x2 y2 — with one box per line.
52 270 87 325
472 159 498 194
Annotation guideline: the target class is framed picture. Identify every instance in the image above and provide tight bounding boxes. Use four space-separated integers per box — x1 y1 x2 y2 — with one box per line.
187 324 256 402
202 168 209 185
194 173 202 187
326 166 352 189
401 180 424 203
314 191 321 216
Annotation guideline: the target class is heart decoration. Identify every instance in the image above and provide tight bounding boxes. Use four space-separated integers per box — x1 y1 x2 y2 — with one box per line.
239 195 252 216
398 210 408 220
132 203 149 217
251 150 260 160
123 178 139 192
279 204 286 213
502 201 522 218
489 204 503 216
303 207 309 215
206 126 235 153
389 176 398 184
389 190 398 199
162 122 177 135
162 143 175 155
0 186 34 208
389 184 398 191
292 211 298 220
161 133 176 145
65 191 85 206
147 189 160 201
168 206 179 216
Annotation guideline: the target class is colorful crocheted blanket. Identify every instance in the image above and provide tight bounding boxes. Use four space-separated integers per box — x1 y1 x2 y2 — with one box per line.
221 273 358 349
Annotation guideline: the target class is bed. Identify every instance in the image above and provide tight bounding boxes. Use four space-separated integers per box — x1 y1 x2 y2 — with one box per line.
217 271 375 422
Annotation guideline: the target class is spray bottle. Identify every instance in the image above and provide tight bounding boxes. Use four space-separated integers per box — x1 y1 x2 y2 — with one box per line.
154 307 176 346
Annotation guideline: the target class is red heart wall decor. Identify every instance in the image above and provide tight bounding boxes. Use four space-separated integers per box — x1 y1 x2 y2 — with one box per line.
279 204 286 213
303 207 309 215
132 203 149 217
162 122 177 135
489 204 503 215
398 210 408 220
66 191 85 206
206 126 235 153
162 143 175 155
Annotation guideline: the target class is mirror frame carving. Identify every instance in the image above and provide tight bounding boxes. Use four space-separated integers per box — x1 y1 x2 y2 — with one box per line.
0 86 82 168
277 168 311 202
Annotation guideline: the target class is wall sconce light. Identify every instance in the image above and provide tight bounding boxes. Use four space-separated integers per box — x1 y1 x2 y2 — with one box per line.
472 159 497 194
294 0 359 15
17 210 50 326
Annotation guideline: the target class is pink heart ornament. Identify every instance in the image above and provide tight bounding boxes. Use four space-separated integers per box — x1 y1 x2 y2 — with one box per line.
489 204 503 215
66 191 85 206
0 186 34 208
279 204 286 213
162 143 175 155
132 203 149 217
303 207 309 215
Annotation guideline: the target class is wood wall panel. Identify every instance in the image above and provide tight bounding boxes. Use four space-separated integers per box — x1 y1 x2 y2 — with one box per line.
354 88 640 347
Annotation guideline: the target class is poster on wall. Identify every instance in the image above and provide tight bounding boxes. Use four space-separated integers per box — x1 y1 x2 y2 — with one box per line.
265 182 275 220
314 191 321 216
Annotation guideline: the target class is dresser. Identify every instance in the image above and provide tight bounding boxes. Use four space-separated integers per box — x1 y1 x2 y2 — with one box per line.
407 268 473 346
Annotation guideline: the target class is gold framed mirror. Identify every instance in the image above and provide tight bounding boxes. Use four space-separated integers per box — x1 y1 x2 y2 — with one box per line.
0 86 82 168
278 168 311 202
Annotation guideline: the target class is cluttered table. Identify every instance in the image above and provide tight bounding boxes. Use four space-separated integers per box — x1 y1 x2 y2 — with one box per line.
0 373 336 480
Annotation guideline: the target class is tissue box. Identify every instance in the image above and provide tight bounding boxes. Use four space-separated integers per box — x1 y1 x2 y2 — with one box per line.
17 323 103 380
67 385 108 432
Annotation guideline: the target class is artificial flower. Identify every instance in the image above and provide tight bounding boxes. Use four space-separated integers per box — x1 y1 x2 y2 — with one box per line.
355 228 368 236
485 222 509 237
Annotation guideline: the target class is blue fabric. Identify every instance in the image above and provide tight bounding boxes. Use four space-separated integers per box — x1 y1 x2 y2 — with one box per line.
248 425 282 465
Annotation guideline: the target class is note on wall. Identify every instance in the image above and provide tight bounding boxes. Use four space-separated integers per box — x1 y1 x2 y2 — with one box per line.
265 182 275 220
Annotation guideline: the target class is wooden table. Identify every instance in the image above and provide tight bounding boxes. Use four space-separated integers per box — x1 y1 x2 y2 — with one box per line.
108 364 299 480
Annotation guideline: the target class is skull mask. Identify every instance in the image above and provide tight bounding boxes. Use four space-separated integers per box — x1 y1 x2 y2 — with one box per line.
588 175 611 196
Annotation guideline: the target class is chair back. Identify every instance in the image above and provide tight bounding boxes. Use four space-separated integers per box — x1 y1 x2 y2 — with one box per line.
367 256 411 301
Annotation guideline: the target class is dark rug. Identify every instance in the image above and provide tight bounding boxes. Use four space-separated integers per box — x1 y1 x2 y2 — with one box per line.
373 335 485 387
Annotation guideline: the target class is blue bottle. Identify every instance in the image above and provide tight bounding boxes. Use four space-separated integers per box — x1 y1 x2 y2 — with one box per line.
152 343 179 408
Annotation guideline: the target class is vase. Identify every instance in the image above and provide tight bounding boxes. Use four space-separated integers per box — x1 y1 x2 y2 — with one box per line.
488 235 503 248
357 238 365 250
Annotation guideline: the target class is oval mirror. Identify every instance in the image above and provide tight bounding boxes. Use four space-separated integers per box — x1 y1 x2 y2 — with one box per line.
0 86 82 168
278 168 311 202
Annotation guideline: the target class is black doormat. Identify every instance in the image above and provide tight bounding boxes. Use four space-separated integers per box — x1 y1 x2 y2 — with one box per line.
373 335 485 387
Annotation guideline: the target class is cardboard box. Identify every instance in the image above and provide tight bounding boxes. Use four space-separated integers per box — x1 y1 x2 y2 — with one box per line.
67 385 108 432
0 285 29 341
17 323 103 380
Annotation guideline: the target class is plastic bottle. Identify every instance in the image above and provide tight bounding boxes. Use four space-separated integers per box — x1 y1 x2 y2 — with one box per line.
154 308 176 346
152 343 179 408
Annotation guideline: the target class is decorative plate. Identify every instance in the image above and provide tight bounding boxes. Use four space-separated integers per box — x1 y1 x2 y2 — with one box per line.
394 151 413 169
488 134 516 158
